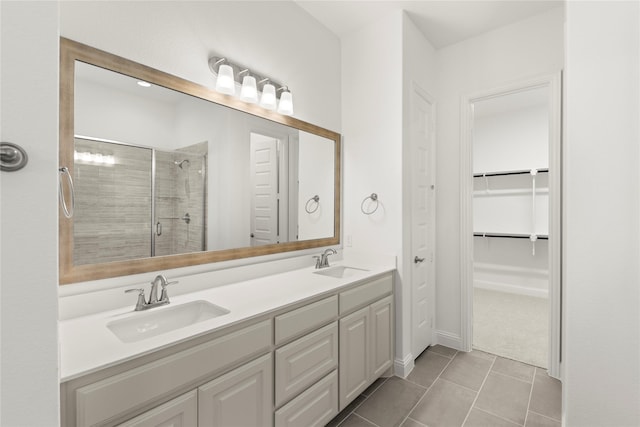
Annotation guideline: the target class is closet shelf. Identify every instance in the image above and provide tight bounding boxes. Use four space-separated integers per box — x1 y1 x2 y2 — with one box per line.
473 232 548 240
473 168 549 178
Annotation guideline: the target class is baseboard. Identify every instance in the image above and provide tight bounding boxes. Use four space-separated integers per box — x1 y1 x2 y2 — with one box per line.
473 262 549 299
435 330 463 351
474 280 549 299
394 353 415 378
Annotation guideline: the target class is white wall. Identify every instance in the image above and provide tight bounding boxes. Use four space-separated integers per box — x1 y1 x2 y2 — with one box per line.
564 2 640 425
60 1 341 131
434 7 564 344
342 10 438 374
474 104 549 173
0 1 60 425
342 10 404 368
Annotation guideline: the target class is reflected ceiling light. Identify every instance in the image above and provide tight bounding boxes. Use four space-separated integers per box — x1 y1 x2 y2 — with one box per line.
277 87 294 115
137 81 151 88
208 54 293 115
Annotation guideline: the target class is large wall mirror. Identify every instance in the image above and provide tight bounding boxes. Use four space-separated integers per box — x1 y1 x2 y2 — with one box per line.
59 38 341 284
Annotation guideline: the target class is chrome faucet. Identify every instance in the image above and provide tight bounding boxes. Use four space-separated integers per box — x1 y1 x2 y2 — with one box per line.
314 248 337 269
125 274 178 311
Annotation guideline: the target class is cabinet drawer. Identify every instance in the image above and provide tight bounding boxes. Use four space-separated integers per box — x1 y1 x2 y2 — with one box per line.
275 295 337 345
275 370 338 427
76 320 271 427
339 273 393 315
275 322 338 407
116 390 197 427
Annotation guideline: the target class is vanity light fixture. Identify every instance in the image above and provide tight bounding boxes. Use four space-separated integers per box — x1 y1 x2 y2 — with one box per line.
208 54 293 115
214 61 236 95
260 80 277 110
239 71 258 104
277 87 294 115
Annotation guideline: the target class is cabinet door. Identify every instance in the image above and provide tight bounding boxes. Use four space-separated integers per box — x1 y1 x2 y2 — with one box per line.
116 391 197 427
370 296 393 379
198 354 273 427
339 306 370 411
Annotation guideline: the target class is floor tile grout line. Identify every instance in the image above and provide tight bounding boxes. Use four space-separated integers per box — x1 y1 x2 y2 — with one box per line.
523 368 537 426
334 377 389 427
471 407 523 427
405 415 429 427
528 408 562 423
460 354 497 427
351 412 382 427
396 349 460 427
490 368 535 385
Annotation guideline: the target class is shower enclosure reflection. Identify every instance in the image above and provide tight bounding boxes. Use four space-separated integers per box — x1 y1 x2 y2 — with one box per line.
73 137 207 265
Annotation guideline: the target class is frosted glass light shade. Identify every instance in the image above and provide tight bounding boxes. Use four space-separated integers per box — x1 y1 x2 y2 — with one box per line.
277 91 294 115
215 64 235 95
240 75 258 103
260 83 277 110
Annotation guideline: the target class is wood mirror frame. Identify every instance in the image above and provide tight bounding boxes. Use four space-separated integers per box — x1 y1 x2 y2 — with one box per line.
59 37 341 285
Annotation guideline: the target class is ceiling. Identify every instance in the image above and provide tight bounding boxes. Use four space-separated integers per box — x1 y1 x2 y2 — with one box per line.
295 0 564 48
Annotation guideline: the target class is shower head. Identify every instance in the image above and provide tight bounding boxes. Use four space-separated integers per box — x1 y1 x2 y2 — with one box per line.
174 159 190 169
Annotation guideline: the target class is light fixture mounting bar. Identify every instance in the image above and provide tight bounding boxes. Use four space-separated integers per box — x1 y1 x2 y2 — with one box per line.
208 56 287 97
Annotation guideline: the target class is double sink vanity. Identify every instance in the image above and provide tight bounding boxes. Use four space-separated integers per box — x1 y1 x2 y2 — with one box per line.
60 255 395 427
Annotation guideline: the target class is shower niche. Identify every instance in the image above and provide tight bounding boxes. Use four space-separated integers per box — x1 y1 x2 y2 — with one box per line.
73 137 207 265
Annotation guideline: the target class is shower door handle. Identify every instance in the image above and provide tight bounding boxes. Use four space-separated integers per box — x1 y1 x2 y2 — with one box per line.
156 221 162 236
414 256 425 264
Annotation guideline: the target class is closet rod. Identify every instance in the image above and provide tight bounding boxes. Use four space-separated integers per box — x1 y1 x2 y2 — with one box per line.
473 168 549 178
473 232 549 240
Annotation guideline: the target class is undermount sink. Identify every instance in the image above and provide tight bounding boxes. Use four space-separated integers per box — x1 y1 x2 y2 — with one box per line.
107 300 230 343
313 265 369 279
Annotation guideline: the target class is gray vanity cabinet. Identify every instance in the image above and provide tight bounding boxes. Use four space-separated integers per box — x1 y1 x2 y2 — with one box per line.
338 275 393 411
273 295 339 427
62 271 394 427
198 354 273 427
115 355 273 427
115 390 197 427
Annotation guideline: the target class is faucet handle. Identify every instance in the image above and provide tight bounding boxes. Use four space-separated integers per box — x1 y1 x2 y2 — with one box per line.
313 255 322 269
125 288 147 311
159 280 178 303
162 280 179 288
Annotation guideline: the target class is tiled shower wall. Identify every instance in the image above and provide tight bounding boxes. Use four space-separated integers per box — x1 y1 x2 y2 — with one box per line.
74 138 152 265
155 141 207 257
73 138 207 265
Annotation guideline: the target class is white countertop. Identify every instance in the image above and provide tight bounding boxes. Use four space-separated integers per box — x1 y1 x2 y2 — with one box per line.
59 258 395 382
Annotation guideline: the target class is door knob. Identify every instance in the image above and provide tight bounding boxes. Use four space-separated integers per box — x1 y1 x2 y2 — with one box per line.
414 256 425 264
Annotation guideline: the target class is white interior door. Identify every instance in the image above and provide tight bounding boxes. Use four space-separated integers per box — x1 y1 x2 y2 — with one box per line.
250 133 279 246
411 86 436 358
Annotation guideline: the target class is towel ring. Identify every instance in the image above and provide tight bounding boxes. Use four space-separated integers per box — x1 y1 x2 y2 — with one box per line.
305 195 320 214
59 166 75 219
361 193 379 215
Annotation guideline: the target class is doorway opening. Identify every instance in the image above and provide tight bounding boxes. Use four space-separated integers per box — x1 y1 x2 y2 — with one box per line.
461 73 562 378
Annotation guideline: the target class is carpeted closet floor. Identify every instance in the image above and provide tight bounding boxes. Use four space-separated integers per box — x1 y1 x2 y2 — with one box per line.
473 288 548 368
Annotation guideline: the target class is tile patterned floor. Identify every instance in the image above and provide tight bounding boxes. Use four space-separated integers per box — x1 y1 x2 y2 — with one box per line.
326 345 561 427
